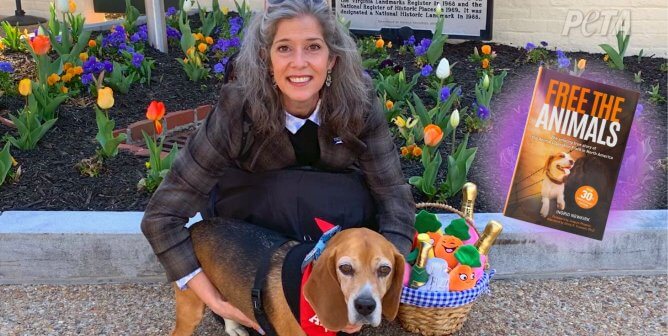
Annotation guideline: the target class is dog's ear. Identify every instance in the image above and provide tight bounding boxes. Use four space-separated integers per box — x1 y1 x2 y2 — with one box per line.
303 245 349 331
382 250 406 321
544 154 555 172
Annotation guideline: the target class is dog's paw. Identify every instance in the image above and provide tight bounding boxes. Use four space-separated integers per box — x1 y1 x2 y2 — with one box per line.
223 318 249 336
540 205 549 218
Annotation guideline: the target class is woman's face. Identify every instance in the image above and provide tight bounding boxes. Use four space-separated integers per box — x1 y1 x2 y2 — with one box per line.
270 15 335 116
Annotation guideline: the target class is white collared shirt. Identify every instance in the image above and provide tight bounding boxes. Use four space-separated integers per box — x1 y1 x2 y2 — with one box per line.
284 100 321 134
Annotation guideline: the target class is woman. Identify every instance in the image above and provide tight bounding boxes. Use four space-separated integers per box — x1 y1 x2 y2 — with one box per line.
141 0 415 332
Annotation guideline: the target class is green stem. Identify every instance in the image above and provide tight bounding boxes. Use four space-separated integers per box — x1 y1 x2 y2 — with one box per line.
451 131 456 157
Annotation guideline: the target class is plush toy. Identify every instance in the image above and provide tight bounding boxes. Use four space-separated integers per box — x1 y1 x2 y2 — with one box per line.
419 257 449 292
433 218 471 268
448 245 481 291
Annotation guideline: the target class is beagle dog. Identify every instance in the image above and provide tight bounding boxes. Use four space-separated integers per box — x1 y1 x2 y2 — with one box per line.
172 218 405 336
540 152 575 217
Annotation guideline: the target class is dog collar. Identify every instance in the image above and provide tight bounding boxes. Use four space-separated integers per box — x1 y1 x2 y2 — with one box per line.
546 170 565 185
301 225 341 271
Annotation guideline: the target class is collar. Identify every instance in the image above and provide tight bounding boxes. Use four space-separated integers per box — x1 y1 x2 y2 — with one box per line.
546 170 565 185
301 225 341 271
285 100 322 134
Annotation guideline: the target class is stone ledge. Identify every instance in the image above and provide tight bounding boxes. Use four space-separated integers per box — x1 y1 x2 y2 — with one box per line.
0 210 665 284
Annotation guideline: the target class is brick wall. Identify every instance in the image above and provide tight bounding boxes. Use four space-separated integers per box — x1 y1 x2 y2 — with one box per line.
3 0 666 56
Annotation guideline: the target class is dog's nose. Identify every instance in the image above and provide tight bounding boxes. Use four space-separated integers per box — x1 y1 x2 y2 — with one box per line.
354 297 376 316
569 160 574 164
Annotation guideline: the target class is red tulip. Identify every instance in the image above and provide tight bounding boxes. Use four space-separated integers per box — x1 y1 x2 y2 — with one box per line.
29 35 51 55
146 101 165 121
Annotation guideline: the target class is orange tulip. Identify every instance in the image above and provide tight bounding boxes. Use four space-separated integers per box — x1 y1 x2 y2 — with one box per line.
385 100 394 110
481 58 489 69
146 100 166 121
29 35 51 55
481 44 491 55
423 124 443 147
146 101 166 134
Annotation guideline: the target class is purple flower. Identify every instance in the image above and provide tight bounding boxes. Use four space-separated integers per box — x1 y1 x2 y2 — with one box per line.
229 17 244 36
104 60 113 73
414 38 431 56
81 73 94 85
540 41 548 47
525 42 535 51
213 62 225 74
393 64 404 73
477 104 490 119
131 52 144 68
56 35 62 43
165 6 177 16
379 59 394 69
556 50 570 68
167 26 181 40
420 64 432 77
102 25 128 49
403 35 416 46
0 62 13 73
439 86 450 102
83 56 98 73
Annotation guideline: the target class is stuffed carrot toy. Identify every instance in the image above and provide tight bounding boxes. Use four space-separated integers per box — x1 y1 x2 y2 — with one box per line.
434 218 470 268
449 245 481 291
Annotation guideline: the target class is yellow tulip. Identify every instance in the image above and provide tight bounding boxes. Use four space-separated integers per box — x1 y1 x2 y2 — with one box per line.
68 0 76 13
392 116 406 128
18 79 32 96
79 52 88 61
97 87 114 109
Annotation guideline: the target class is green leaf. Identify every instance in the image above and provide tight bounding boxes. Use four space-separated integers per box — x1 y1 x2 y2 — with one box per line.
599 44 624 70
415 210 442 233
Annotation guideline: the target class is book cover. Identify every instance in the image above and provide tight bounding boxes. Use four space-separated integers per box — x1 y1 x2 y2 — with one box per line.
503 67 640 239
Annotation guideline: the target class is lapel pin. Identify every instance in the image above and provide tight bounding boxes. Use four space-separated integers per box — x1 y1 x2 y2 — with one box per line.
333 137 343 145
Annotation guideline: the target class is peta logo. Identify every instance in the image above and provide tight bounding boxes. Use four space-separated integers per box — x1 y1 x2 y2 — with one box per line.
561 10 631 36
308 314 330 332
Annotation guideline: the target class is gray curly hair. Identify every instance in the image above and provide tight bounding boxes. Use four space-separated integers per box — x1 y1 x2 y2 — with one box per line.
234 0 369 137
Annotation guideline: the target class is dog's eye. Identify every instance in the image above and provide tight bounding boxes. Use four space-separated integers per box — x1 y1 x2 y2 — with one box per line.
377 265 391 277
339 264 354 276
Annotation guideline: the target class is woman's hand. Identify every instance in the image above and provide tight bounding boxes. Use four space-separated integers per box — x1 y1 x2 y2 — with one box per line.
186 271 264 335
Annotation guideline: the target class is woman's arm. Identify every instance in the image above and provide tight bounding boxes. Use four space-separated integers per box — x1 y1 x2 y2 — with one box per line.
141 85 244 280
357 94 416 256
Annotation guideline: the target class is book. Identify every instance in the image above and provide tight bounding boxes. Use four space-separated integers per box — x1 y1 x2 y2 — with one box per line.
503 67 640 239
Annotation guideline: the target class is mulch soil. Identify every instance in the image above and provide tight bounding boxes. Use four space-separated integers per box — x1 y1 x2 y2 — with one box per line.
1 31 666 213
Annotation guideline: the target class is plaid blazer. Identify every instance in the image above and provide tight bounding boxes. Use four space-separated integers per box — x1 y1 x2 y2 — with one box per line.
141 82 416 281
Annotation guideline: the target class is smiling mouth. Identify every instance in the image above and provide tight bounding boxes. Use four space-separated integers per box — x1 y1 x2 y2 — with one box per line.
288 76 312 84
445 247 455 253
556 164 573 172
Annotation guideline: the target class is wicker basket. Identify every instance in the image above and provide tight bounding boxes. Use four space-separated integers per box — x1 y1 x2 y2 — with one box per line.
397 202 491 336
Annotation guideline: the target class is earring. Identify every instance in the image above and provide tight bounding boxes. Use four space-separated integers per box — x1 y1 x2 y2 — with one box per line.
325 69 332 87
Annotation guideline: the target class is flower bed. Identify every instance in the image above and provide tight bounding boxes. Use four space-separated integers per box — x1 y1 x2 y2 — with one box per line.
0 3 666 213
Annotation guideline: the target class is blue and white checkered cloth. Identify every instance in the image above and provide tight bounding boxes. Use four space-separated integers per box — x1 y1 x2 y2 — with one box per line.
400 269 496 308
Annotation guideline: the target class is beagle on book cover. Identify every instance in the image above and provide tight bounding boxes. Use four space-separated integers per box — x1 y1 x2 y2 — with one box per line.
504 67 639 239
